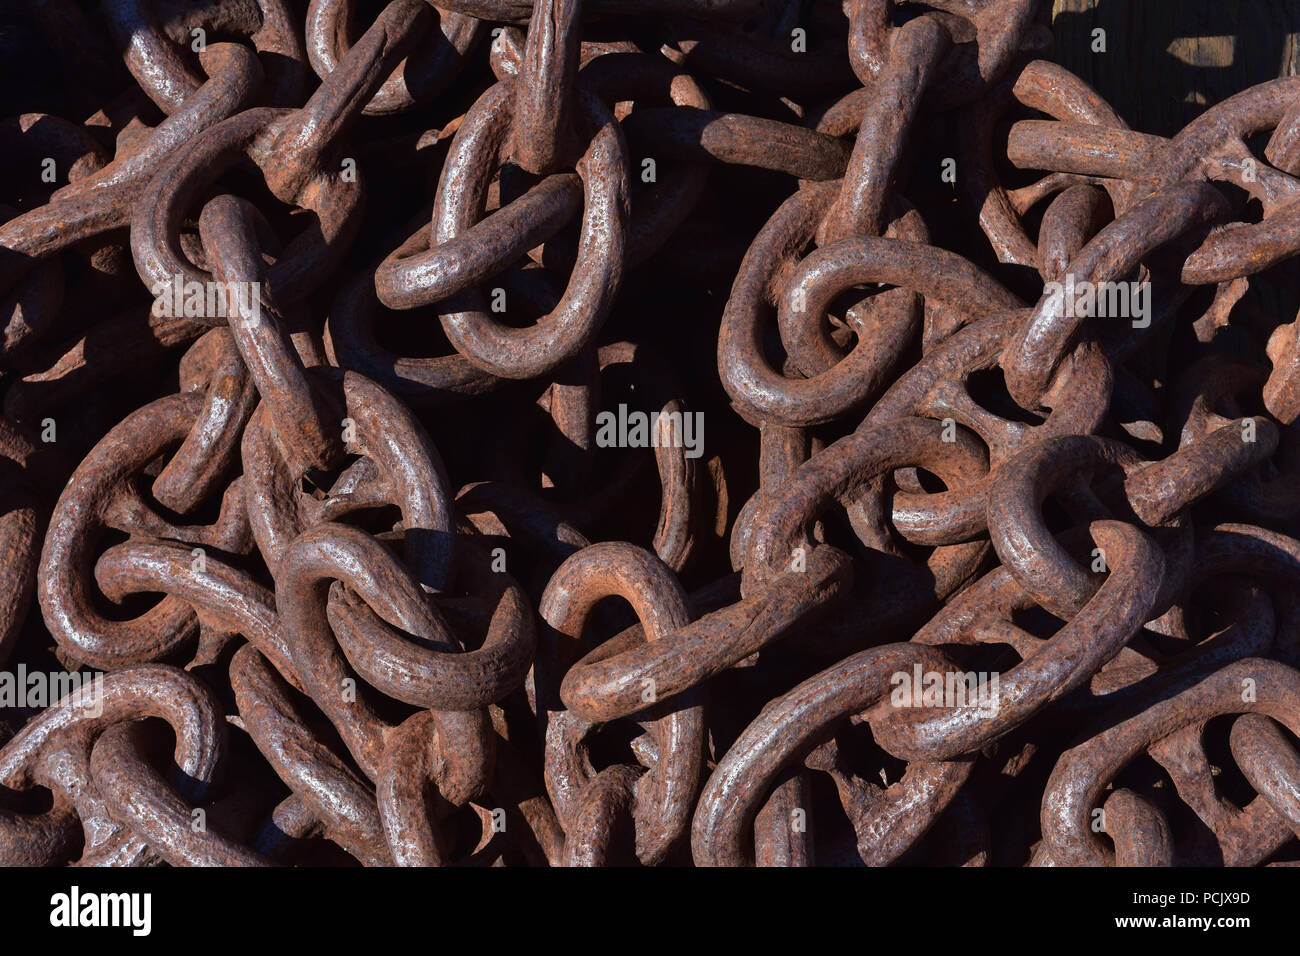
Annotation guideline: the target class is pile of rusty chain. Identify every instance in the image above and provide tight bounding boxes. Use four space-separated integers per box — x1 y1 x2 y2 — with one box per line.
2 0 1300 867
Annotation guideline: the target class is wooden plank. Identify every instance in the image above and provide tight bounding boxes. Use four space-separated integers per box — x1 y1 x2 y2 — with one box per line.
1051 0 1300 135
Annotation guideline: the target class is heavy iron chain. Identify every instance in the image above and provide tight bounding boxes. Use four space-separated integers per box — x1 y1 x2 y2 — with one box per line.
1 0 1299 866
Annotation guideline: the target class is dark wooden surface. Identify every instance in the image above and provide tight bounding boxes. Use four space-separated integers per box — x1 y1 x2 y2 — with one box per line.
1051 0 1300 136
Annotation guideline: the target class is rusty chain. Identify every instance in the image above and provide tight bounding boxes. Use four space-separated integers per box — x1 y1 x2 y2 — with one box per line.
1 0 1300 867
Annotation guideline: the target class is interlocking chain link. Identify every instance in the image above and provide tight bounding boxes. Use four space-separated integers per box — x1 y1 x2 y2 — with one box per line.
2 0 1300 867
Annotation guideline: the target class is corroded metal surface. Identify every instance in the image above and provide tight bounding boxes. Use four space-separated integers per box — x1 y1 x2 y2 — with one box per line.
2 0 1300 867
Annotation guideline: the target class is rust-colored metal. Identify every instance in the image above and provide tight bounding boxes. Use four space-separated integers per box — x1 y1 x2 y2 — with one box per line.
5 0 1300 868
